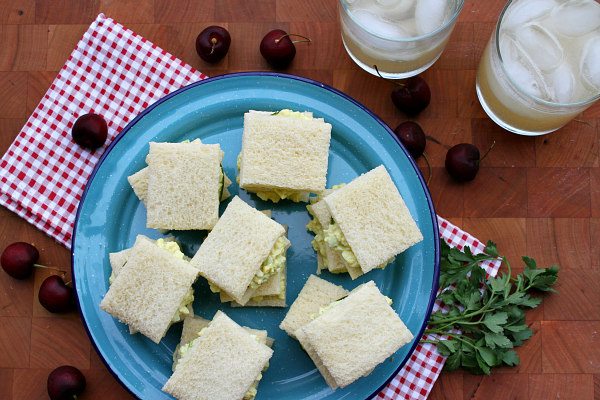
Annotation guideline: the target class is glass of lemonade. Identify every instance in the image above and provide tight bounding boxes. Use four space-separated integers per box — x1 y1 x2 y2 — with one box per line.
476 0 600 136
339 0 465 78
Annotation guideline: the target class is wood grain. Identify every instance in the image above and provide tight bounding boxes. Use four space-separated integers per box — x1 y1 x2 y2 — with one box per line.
0 0 599 398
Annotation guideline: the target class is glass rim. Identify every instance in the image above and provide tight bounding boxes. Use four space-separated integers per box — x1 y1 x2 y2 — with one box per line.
339 0 465 42
494 0 600 108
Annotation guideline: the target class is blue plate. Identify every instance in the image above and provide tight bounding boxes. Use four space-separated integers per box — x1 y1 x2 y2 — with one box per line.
72 72 439 400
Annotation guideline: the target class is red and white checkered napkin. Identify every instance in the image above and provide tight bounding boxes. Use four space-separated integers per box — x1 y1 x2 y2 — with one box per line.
377 216 502 400
0 14 206 247
0 14 500 399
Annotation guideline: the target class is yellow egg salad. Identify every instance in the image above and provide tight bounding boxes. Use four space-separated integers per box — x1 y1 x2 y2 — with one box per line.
249 236 289 289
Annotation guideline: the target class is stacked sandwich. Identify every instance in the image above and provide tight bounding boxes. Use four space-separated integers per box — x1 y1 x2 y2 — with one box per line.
164 311 273 400
191 196 290 307
128 139 231 231
306 165 424 279
238 109 332 203
280 276 413 389
100 235 198 343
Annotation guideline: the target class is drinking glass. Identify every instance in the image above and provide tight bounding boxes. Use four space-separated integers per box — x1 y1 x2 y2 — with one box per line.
476 0 600 136
339 0 465 79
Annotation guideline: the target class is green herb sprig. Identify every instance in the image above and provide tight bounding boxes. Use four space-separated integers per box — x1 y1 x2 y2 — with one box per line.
422 239 559 375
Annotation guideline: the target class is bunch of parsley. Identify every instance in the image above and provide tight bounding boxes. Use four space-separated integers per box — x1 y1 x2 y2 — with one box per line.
422 239 559 375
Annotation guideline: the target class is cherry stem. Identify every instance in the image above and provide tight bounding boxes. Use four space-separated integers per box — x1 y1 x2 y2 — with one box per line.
33 264 67 275
422 152 432 186
373 65 405 87
480 140 496 163
275 33 312 45
65 280 72 287
210 37 217 55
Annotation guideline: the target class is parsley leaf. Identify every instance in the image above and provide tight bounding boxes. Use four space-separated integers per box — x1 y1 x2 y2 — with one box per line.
422 238 559 375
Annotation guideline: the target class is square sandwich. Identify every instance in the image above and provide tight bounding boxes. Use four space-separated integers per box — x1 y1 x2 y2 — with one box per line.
190 196 290 306
238 110 332 203
307 165 423 279
294 281 413 389
127 140 232 207
172 314 273 371
163 311 273 400
100 235 198 343
128 140 231 231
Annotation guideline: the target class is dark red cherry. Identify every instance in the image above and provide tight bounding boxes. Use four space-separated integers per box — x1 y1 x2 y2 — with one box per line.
1 242 39 279
445 143 481 182
391 76 431 116
39 275 74 313
394 121 426 159
47 365 86 400
71 113 108 150
195 26 231 63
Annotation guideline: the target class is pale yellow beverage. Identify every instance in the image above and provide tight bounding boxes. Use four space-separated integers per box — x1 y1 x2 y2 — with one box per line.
339 0 464 78
476 0 600 136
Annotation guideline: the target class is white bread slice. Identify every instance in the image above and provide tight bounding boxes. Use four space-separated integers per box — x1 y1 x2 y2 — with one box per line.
128 139 206 205
127 167 149 204
239 110 331 193
173 315 272 370
279 275 348 338
100 235 198 344
108 248 131 277
231 297 286 308
146 141 222 230
190 196 286 304
295 281 413 389
324 166 423 273
163 311 273 400
295 328 339 389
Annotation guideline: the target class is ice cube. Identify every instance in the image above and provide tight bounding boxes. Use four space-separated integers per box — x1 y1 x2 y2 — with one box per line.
500 33 553 100
546 63 575 103
502 0 557 31
351 8 412 40
550 0 600 37
515 23 563 72
375 0 417 19
415 0 449 35
580 35 600 91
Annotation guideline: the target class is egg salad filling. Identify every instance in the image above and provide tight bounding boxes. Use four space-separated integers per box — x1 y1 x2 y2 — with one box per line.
255 189 310 203
249 236 289 289
306 207 333 271
323 223 361 270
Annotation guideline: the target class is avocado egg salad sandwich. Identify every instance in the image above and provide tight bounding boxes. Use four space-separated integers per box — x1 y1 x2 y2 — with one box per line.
283 279 413 389
163 311 273 400
237 110 332 203
100 235 198 344
172 313 273 372
127 139 232 231
306 165 423 279
190 196 290 307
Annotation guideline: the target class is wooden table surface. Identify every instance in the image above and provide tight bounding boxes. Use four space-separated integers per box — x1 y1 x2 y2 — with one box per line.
0 0 598 399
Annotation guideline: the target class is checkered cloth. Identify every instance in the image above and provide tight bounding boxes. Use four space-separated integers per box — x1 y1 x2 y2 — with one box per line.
0 14 206 246
0 14 502 399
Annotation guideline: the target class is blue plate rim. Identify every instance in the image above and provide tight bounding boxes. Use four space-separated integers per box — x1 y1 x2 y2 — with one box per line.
71 71 440 400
